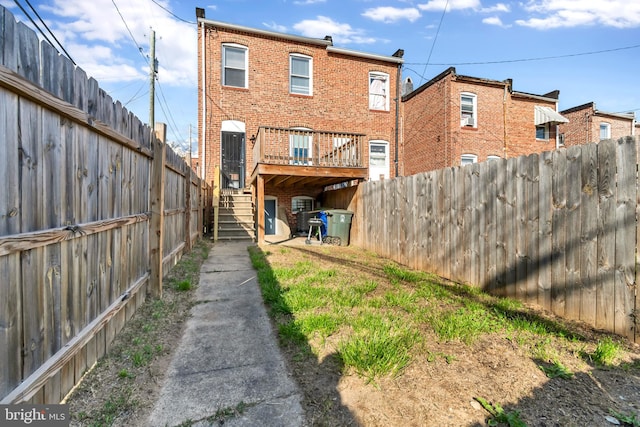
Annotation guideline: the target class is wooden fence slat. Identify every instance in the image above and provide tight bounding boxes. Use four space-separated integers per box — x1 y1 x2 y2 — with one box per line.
485 160 498 292
525 154 540 305
596 139 616 331
469 164 480 286
515 155 528 300
565 146 583 320
494 159 507 295
0 254 22 399
579 143 598 326
0 87 20 237
425 172 435 273
614 137 637 340
450 167 462 282
538 151 553 311
462 165 473 285
551 149 567 317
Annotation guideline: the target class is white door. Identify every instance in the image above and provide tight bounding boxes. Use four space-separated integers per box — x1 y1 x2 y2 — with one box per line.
369 141 389 181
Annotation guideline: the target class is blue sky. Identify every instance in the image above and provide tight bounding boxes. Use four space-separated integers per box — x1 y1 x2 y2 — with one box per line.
3 0 639 154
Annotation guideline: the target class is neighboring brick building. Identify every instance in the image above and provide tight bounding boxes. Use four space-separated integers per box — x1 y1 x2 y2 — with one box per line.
558 102 636 147
401 67 567 175
196 10 403 243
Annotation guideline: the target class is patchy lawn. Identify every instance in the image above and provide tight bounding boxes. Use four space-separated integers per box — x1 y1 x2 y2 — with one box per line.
64 239 640 427
250 243 640 427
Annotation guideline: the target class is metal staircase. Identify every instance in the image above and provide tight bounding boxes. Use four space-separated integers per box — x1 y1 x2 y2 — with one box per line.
216 190 255 241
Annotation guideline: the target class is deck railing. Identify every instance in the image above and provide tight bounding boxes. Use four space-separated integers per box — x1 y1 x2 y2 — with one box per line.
252 126 366 171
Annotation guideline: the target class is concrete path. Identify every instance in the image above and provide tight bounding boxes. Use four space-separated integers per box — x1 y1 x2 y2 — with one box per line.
148 241 304 427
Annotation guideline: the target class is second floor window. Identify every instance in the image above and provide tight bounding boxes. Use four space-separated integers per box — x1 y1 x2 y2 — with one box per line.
536 124 549 140
222 44 247 88
290 54 312 95
369 72 389 111
460 93 476 127
600 122 611 140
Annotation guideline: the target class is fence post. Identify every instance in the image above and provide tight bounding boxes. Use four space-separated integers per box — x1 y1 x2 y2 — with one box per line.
149 123 166 298
185 165 192 251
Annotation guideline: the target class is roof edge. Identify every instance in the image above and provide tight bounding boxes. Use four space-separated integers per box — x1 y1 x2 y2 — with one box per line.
326 46 404 64
198 17 333 47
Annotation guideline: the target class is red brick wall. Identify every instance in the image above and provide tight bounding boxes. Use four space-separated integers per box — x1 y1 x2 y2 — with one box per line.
264 183 325 233
507 96 558 157
198 25 400 188
402 73 561 173
450 80 506 163
559 106 594 146
402 76 449 175
560 105 634 146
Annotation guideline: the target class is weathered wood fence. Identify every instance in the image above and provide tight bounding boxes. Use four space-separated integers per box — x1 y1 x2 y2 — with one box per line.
0 6 209 403
327 137 639 342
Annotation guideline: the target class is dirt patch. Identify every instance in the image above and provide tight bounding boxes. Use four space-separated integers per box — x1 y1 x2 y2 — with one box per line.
66 240 640 427
65 239 212 426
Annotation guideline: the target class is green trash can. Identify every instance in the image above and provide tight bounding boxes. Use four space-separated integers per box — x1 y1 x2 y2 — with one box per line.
324 209 354 246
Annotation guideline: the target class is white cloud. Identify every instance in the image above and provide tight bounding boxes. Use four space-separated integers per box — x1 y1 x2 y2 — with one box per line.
361 7 421 23
517 0 640 29
418 0 481 12
38 0 196 87
292 16 376 44
481 3 510 13
264 21 288 33
483 16 511 27
293 0 327 4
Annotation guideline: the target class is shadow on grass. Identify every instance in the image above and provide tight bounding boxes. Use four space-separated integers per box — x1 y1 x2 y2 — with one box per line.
248 245 359 426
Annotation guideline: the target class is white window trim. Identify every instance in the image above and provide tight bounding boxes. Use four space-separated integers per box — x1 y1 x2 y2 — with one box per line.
461 154 478 166
460 92 477 127
290 54 313 96
222 43 248 88
369 72 390 111
487 155 501 161
600 122 611 140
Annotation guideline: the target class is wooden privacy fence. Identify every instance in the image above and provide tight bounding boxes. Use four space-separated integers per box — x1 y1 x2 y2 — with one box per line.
0 6 209 403
350 137 638 342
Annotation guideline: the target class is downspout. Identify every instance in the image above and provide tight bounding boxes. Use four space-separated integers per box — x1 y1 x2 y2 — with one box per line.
200 20 207 182
395 63 401 177
503 83 508 158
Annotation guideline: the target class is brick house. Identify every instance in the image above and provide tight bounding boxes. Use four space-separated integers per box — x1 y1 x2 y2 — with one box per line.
401 67 568 175
196 10 403 243
558 102 636 147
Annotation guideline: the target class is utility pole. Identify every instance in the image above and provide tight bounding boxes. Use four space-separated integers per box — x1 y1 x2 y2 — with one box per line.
149 29 157 135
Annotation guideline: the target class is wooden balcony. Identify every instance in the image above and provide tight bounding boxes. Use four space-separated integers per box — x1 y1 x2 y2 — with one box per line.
250 126 368 187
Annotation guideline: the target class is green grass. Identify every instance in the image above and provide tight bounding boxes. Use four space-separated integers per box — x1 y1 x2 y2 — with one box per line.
475 397 527 427
248 245 630 387
588 337 621 366
539 361 574 379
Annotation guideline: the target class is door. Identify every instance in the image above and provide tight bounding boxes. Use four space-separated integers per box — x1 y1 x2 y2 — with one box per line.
264 198 276 235
369 141 389 181
221 131 245 189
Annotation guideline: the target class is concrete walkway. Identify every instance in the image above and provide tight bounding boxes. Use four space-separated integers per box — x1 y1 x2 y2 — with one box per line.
148 241 304 427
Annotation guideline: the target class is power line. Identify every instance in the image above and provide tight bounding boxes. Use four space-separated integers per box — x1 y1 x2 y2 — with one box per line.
111 0 149 65
12 0 76 65
23 0 76 65
408 44 640 67
419 0 449 86
149 0 195 24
